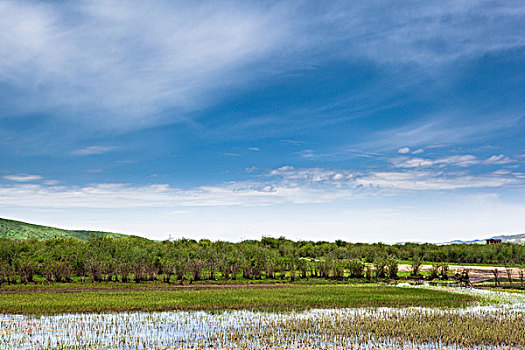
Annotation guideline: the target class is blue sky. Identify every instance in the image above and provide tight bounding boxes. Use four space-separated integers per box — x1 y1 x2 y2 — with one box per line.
1 1 524 242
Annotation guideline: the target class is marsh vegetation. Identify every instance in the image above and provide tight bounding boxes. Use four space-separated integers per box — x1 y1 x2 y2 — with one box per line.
0 284 474 314
0 286 523 349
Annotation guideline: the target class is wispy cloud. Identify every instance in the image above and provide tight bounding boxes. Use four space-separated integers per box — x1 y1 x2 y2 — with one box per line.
270 165 522 192
0 181 342 209
329 2 525 65
71 146 114 155
358 113 524 152
223 152 241 157
355 170 519 191
3 174 43 182
270 166 353 183
0 1 297 129
485 154 516 165
392 155 479 168
1 163 523 211
1 1 523 130
392 154 516 168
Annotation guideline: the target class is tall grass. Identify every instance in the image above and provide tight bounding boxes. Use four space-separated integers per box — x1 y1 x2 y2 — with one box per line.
0 284 474 314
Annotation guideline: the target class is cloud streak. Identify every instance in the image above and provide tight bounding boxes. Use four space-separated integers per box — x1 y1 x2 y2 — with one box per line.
357 113 524 152
0 1 296 129
2 174 43 182
392 154 517 168
1 164 522 210
1 1 523 131
71 146 114 155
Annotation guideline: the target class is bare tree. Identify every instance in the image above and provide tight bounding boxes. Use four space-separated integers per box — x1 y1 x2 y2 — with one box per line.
491 269 500 287
410 258 423 279
440 263 449 280
429 264 440 280
505 265 513 285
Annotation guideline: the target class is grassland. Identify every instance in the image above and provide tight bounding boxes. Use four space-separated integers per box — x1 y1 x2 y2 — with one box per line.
0 217 127 240
0 284 475 315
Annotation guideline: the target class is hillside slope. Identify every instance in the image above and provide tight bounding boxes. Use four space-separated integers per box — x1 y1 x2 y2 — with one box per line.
0 218 127 241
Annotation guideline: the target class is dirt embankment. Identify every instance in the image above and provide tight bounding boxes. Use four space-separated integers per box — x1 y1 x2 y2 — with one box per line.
399 264 524 281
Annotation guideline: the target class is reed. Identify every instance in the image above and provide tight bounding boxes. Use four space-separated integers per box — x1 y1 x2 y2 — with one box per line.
0 285 521 349
0 307 523 349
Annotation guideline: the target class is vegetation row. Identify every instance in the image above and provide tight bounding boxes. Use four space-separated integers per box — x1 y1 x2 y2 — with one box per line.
0 236 524 285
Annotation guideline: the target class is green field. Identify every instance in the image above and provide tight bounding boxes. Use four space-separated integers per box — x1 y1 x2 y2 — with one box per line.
0 284 476 315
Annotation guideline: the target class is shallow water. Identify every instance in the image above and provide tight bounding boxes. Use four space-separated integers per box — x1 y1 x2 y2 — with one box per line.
0 286 523 350
397 283 525 312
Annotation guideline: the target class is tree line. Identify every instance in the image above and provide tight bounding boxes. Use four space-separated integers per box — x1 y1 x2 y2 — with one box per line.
0 236 523 284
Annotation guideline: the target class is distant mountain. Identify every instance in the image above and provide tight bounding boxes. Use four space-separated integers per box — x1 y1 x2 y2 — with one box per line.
0 217 128 241
489 233 525 244
442 233 525 245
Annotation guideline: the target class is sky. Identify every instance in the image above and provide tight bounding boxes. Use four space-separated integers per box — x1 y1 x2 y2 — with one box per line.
1 1 525 243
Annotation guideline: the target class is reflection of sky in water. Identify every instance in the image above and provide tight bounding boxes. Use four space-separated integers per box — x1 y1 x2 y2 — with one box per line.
0 287 523 349
398 283 525 312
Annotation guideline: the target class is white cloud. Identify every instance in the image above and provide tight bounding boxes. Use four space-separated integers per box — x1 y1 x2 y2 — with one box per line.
393 154 519 169
412 148 424 155
3 174 43 182
398 147 410 154
0 165 522 224
270 166 294 174
392 158 435 168
356 170 518 191
392 155 479 168
71 146 114 155
0 1 297 129
223 152 240 157
485 154 515 165
43 180 59 185
270 166 351 183
269 165 522 192
0 170 521 212
0 1 523 130
297 149 332 160
435 155 480 167
0 181 348 210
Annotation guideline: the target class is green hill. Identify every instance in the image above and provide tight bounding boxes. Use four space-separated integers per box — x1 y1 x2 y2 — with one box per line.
0 218 128 241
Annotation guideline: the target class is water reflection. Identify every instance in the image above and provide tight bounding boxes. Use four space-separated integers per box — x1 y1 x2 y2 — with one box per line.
0 287 523 350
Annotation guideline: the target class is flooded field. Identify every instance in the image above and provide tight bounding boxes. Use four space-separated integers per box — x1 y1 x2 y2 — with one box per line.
0 286 523 350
